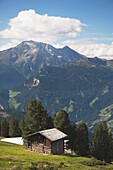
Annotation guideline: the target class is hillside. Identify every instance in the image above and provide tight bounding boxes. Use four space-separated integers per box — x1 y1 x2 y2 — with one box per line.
0 41 86 78
0 141 113 170
0 41 113 129
0 63 26 90
13 59 113 128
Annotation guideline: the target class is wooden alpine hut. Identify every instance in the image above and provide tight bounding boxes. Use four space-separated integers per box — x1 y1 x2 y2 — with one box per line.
27 128 67 155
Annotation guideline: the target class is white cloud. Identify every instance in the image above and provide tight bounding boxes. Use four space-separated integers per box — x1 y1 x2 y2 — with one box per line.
1 38 113 60
0 9 85 43
0 9 113 60
0 39 21 51
61 40 113 60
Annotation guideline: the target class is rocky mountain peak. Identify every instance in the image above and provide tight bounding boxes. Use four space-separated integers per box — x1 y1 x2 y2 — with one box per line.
0 40 87 78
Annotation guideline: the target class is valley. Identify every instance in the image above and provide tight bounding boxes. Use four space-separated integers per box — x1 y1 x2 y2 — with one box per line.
0 41 113 129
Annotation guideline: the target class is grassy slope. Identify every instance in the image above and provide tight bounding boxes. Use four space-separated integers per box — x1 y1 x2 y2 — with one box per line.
9 90 21 110
0 142 113 170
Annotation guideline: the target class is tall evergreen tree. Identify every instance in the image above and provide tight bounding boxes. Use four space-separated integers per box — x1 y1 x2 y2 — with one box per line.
76 122 89 156
54 110 71 135
90 121 113 163
20 119 30 144
0 121 1 136
1 118 9 137
26 100 50 134
54 110 75 150
108 130 113 161
68 123 77 151
46 115 54 129
9 117 20 137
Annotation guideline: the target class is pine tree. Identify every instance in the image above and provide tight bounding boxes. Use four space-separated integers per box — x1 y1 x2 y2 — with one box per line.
54 110 71 135
46 116 54 129
20 119 30 144
53 110 75 150
76 122 89 156
1 118 9 137
68 123 77 151
90 121 113 163
26 100 50 134
0 122 1 136
107 130 113 162
9 117 20 137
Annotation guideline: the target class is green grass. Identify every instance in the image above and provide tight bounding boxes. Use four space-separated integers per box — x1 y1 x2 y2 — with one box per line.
9 90 20 98
9 90 21 109
0 141 113 170
100 104 113 116
89 97 99 107
63 100 75 113
9 98 21 110
102 86 109 95
92 104 113 126
107 120 113 128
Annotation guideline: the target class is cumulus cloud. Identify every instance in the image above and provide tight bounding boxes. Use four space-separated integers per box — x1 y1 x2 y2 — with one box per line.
0 9 85 43
0 9 113 60
62 40 113 60
0 39 21 51
1 38 113 60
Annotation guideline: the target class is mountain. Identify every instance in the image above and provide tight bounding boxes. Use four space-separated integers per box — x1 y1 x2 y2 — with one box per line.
0 63 26 89
0 40 113 129
0 40 86 78
12 59 113 128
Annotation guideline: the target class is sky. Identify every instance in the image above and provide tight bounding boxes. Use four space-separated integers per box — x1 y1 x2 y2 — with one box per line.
0 0 113 59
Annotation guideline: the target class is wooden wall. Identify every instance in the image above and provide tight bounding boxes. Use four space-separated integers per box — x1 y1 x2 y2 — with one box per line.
28 134 65 155
32 143 51 154
51 139 64 155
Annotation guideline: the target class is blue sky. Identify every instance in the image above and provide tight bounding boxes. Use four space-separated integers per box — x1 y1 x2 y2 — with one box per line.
0 0 113 59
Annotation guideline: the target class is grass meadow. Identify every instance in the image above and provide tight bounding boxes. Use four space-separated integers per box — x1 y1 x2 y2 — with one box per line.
0 141 113 170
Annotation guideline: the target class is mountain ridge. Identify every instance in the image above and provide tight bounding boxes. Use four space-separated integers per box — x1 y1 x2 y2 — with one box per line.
0 41 113 129
0 40 86 78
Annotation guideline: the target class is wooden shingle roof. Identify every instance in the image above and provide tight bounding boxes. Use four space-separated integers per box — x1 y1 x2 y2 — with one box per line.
27 128 67 141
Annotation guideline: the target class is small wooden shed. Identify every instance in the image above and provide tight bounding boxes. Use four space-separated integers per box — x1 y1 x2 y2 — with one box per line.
27 128 67 155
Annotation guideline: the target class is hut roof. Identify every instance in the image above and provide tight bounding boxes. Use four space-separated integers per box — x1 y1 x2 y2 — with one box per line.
27 128 67 141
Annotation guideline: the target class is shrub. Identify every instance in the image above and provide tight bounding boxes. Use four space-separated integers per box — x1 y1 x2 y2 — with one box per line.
81 158 107 166
28 161 65 170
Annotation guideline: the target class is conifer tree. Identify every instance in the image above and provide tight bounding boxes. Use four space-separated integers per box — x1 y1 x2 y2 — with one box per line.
9 117 20 137
26 100 50 134
90 121 113 163
68 123 77 151
1 118 9 137
20 119 30 144
54 110 71 135
53 110 76 150
0 122 1 136
46 115 54 129
107 130 113 162
76 122 89 156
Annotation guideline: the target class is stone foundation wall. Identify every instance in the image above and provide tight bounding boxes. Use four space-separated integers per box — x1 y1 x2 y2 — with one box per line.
32 143 51 154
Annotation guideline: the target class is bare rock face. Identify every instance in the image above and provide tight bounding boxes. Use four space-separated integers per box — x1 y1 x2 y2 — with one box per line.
0 41 113 129
0 40 86 78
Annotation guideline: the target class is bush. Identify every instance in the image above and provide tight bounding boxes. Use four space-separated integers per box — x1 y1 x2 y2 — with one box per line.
81 158 107 166
28 161 65 170
58 162 64 168
65 152 79 157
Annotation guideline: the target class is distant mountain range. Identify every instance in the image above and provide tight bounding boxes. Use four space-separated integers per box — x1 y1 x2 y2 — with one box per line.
0 40 86 78
0 40 113 129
